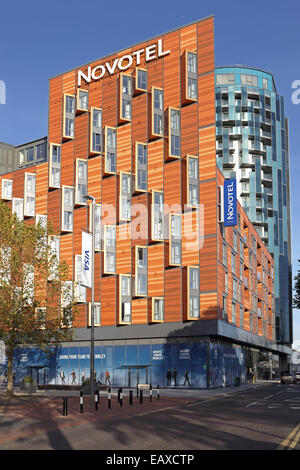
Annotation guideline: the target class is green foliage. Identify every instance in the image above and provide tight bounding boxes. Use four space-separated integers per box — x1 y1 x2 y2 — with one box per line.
0 200 77 394
22 375 35 384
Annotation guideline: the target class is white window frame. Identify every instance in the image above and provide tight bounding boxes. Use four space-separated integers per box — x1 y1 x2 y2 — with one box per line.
1 179 12 200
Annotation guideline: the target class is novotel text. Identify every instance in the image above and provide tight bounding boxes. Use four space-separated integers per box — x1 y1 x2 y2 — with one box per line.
78 39 171 86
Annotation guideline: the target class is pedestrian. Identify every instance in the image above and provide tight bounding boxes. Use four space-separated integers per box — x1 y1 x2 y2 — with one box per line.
183 369 191 386
81 369 86 384
172 368 177 386
94 369 97 383
105 369 111 386
70 369 76 384
60 369 66 385
166 368 172 386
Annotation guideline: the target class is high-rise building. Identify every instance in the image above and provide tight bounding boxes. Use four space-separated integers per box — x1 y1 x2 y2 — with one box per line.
0 18 292 387
215 67 292 345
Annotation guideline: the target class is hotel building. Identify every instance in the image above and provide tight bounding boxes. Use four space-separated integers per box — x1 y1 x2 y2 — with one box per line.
0 16 292 387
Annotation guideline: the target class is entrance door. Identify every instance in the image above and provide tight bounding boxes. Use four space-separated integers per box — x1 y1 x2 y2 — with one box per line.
29 367 47 386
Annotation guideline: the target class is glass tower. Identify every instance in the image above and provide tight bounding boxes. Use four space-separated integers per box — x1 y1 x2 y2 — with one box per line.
215 66 292 345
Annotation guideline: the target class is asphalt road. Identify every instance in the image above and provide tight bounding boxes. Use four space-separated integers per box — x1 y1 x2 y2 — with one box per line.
0 383 299 450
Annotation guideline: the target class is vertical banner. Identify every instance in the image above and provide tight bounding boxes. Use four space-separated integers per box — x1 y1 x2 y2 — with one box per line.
82 231 92 288
224 179 237 227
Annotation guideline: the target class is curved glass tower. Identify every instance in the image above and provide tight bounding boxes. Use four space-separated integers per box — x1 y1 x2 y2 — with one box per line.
215 66 292 345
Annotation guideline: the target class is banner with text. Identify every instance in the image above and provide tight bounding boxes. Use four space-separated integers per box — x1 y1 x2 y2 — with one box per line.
224 179 237 227
82 231 92 288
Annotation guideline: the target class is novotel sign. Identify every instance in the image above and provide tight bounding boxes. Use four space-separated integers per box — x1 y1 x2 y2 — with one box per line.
77 39 171 87
224 179 237 227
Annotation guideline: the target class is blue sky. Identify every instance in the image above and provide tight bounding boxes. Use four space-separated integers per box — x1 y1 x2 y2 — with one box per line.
1 0 299 342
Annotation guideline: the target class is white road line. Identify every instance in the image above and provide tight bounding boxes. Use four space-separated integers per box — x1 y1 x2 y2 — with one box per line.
263 394 275 400
246 401 258 408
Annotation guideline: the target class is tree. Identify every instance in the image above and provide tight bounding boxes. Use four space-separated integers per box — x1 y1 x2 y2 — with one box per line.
293 259 300 309
0 201 77 396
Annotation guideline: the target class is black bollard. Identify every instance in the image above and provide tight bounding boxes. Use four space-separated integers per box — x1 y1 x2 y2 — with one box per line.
63 396 68 416
80 391 83 413
129 390 133 405
95 389 99 411
149 384 152 402
140 389 143 404
117 388 120 404
136 385 139 398
119 387 123 407
157 385 160 400
108 387 111 409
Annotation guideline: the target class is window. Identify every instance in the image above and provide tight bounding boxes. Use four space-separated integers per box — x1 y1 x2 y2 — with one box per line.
104 226 116 274
1 179 12 200
77 89 88 111
75 255 86 303
240 305 244 328
36 142 47 160
151 87 164 137
184 51 197 102
136 68 147 91
262 78 268 90
36 214 47 228
187 156 199 206
232 301 236 324
76 159 87 205
169 108 180 157
120 173 131 221
233 278 238 300
35 308 46 329
170 213 181 265
135 143 147 192
26 147 34 164
119 274 131 324
90 108 102 154
225 271 228 294
49 143 61 188
216 73 235 85
153 298 164 322
63 94 75 139
241 74 258 87
135 246 147 296
24 173 36 217
231 252 236 275
223 242 227 266
62 186 73 232
152 191 164 241
89 303 101 327
48 235 59 280
61 281 73 328
90 203 102 251
188 266 199 319
222 295 227 319
104 127 116 174
120 74 132 122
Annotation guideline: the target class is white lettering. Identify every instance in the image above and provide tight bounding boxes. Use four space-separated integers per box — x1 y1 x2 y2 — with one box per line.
146 44 157 62
78 67 91 87
132 49 144 65
105 58 119 75
91 65 106 81
118 54 133 71
291 80 300 105
157 38 171 58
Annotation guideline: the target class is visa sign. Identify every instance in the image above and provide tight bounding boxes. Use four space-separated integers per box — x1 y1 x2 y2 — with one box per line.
82 231 92 288
224 179 237 227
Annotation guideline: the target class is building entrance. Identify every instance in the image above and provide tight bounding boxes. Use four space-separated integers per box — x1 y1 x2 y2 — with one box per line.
29 366 47 386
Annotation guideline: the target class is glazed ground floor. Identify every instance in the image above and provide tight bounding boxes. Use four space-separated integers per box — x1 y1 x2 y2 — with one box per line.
0 336 284 389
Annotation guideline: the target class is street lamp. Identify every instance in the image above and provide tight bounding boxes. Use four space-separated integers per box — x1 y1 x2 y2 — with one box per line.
83 194 95 404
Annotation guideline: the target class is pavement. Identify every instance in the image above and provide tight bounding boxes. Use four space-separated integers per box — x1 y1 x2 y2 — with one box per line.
0 380 283 450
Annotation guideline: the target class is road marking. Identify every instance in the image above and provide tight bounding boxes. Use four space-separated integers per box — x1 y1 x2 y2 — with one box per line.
263 394 275 400
246 401 258 408
277 422 300 450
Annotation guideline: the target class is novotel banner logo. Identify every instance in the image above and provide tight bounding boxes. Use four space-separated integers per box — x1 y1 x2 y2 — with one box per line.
77 39 171 87
224 179 237 227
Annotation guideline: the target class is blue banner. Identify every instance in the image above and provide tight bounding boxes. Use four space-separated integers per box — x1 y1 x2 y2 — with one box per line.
224 179 237 227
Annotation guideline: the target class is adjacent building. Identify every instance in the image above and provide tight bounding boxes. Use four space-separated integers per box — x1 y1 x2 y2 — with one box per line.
0 16 292 387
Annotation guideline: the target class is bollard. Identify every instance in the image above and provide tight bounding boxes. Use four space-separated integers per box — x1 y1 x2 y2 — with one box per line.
136 385 139 398
95 389 99 411
149 384 152 402
140 389 143 404
119 387 123 407
108 387 111 409
157 385 160 400
63 396 68 416
117 388 120 404
129 390 133 405
80 391 83 413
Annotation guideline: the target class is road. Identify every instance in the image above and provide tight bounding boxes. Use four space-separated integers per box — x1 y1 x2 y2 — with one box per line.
0 383 299 450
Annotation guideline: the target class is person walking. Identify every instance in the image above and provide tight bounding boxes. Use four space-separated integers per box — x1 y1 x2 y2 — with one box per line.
166 368 172 386
60 369 66 385
105 369 111 386
70 369 76 385
172 368 178 387
183 369 191 386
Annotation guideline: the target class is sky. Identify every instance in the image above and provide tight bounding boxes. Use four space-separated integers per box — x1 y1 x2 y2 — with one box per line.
0 0 299 343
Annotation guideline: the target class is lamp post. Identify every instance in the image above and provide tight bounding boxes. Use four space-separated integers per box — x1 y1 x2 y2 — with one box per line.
83 194 95 404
